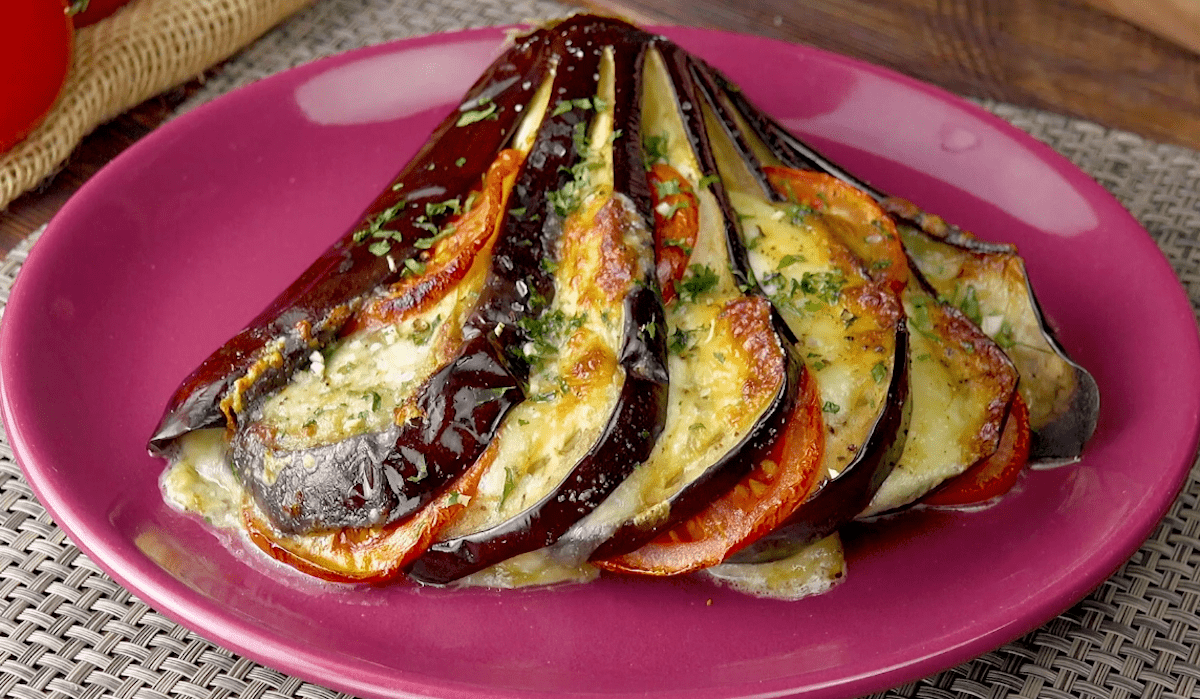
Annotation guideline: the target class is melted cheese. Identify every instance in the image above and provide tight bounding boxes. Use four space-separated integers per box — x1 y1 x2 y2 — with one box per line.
704 533 845 600
258 289 467 450
862 286 1012 515
160 428 242 528
454 549 599 588
733 191 894 478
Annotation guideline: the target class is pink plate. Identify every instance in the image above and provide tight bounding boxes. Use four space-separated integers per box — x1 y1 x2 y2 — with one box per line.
3 24 1199 699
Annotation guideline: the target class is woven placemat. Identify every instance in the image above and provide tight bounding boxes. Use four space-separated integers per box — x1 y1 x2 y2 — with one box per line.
2 1 1200 698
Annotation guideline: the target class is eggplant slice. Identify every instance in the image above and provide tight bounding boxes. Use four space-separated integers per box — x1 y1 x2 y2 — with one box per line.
711 65 1098 463
407 41 670 586
889 205 1100 464
547 44 809 571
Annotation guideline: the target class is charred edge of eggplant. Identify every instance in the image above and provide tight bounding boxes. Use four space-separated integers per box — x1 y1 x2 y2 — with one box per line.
725 321 912 564
1018 274 1099 463
700 61 881 199
468 24 609 377
589 337 804 561
147 32 557 455
407 285 670 585
655 42 759 291
896 217 1099 463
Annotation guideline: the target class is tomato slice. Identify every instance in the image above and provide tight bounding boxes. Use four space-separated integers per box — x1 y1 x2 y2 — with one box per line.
764 167 909 295
594 366 825 575
244 441 498 583
0 1 72 154
647 163 699 304
921 393 1031 508
345 148 524 333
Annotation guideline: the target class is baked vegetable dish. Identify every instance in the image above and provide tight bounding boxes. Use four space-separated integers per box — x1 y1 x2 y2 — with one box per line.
148 14 1099 599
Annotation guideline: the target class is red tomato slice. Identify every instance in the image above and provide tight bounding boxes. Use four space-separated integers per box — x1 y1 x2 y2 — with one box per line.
764 167 909 295
345 148 524 333
0 0 72 154
595 366 825 576
244 441 498 584
921 393 1032 508
647 163 699 304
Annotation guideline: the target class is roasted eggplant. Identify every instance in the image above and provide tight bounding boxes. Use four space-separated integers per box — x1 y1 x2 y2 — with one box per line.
408 44 670 584
152 13 1098 599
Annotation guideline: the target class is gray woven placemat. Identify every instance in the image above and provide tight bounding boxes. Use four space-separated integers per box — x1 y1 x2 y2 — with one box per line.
3 1 1200 698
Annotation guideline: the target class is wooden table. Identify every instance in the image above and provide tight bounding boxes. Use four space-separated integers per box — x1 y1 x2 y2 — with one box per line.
2 0 1197 257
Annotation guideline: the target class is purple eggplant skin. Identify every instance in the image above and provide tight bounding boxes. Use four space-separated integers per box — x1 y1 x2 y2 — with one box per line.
407 21 673 585
881 199 1099 464
228 16 661 535
407 284 671 585
152 20 641 535
724 323 911 564
147 27 560 455
707 61 1098 464
229 332 525 534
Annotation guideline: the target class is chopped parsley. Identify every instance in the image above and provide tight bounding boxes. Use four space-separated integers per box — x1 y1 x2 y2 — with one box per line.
799 271 845 305
777 254 806 269
668 327 693 356
662 237 693 254
456 97 498 127
656 199 690 220
822 401 841 414
410 315 441 345
406 453 428 483
643 133 669 169
517 309 587 368
871 361 888 384
499 467 517 508
675 264 720 303
941 284 983 326
653 179 682 197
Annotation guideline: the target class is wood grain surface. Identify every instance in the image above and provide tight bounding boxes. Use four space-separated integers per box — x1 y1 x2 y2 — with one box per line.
2 0 1197 256
581 0 1200 148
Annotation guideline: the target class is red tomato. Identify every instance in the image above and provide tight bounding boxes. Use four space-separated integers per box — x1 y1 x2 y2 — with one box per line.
647 163 699 304
595 366 826 576
0 0 72 154
70 0 132 28
765 166 910 295
921 393 1032 508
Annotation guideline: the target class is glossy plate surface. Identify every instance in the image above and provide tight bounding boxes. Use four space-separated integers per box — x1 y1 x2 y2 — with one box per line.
2 25 1198 699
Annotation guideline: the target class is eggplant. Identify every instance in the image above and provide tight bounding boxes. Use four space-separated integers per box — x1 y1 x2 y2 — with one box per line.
712 65 1098 464
888 203 1099 464
535 43 814 575
149 29 555 450
151 14 1098 596
406 38 671 585
150 31 568 541
682 58 910 565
